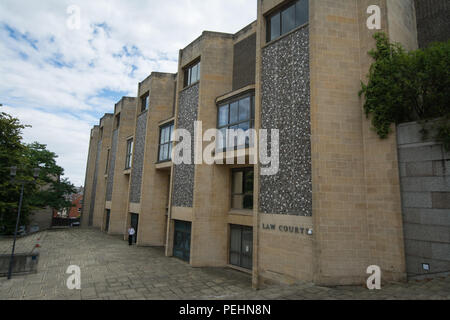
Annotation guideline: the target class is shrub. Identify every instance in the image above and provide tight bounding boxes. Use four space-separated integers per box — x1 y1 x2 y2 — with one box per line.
359 33 450 150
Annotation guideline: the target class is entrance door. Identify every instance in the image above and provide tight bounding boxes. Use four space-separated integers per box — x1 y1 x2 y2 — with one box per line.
105 210 111 232
230 225 253 269
173 220 191 262
130 213 139 244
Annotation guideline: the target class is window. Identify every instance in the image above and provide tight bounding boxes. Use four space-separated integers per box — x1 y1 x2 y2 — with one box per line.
217 93 254 151
158 122 174 162
184 60 201 87
266 0 309 42
115 114 120 129
231 168 254 210
141 93 149 112
125 138 133 169
105 149 110 174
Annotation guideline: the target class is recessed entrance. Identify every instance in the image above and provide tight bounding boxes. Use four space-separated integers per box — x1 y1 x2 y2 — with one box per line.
229 224 253 270
105 210 111 232
130 213 139 244
173 220 191 262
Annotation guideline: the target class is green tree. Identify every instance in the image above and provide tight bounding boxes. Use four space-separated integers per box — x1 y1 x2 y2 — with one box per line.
359 33 450 149
0 111 76 234
0 111 32 233
25 142 76 212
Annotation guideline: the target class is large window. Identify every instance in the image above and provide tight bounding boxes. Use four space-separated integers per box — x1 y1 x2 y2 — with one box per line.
141 93 149 112
125 138 133 169
184 60 201 87
217 93 254 151
231 168 254 210
266 0 309 42
158 122 174 162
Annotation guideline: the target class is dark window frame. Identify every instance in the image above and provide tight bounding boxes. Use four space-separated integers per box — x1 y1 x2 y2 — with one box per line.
140 92 149 113
125 138 133 170
183 59 201 88
216 92 255 152
266 0 309 43
115 113 121 129
158 122 174 163
105 148 110 174
231 167 254 210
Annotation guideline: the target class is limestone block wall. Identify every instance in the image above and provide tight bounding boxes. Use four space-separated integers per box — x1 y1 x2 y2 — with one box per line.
397 121 450 276
81 126 99 227
138 73 176 247
88 139 102 226
108 97 136 235
190 33 235 267
387 0 418 51
92 114 113 229
308 0 411 285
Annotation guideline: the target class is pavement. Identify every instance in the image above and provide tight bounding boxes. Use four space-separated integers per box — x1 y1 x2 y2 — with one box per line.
0 228 449 300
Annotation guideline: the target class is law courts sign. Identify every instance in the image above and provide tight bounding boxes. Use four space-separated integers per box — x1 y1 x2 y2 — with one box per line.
262 223 313 236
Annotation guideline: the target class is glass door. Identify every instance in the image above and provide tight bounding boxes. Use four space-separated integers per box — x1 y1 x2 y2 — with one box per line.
229 225 253 269
130 213 139 244
105 210 110 232
173 220 191 262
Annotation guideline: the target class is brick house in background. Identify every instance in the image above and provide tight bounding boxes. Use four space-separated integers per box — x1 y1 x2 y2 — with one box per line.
68 192 83 218
54 187 84 219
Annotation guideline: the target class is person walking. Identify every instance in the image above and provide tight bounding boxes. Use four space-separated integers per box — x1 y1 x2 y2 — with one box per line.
128 225 135 246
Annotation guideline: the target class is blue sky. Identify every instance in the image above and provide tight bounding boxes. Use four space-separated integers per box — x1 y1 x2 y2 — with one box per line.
0 0 256 186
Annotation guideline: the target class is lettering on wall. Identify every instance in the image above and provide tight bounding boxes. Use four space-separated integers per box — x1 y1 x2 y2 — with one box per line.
261 223 313 236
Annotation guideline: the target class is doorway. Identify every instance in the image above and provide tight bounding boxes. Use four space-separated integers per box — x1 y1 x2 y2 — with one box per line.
105 210 111 233
130 213 139 244
229 224 253 270
173 220 191 262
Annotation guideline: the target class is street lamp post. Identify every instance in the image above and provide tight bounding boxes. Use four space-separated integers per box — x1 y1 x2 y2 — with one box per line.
7 166 40 280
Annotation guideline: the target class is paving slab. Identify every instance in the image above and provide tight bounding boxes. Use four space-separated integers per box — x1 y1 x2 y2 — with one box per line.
0 228 449 300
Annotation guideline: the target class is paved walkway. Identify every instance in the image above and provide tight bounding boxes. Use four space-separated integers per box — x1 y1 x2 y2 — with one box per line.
0 228 449 300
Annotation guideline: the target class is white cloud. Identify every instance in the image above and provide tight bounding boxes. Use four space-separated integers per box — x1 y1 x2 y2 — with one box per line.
0 0 257 186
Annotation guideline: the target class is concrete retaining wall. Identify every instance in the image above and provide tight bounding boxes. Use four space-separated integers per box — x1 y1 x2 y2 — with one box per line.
0 253 39 277
397 121 450 277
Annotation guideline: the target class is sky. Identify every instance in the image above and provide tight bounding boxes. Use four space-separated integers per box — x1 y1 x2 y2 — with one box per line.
0 0 257 187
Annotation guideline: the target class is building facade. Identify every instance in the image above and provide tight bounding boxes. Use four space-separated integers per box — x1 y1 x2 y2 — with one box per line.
82 0 449 287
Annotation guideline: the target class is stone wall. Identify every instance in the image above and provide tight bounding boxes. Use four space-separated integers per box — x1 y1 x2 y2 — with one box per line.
233 33 256 91
88 139 102 226
259 26 312 216
414 0 450 48
129 111 147 204
81 126 99 227
0 253 39 276
172 83 199 208
105 129 118 202
397 121 450 276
